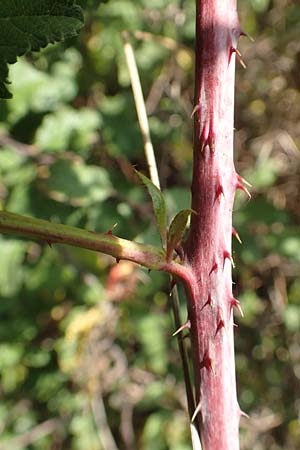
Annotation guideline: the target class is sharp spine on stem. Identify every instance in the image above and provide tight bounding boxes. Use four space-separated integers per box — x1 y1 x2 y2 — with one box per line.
106 223 118 235
215 183 224 203
191 104 200 118
230 297 244 317
240 30 255 42
201 293 212 311
223 250 235 268
209 262 218 276
199 350 214 373
237 174 252 187
232 227 242 244
191 400 202 423
172 320 191 337
236 182 251 199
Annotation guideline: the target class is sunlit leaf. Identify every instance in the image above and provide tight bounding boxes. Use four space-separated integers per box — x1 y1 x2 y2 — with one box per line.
39 158 113 207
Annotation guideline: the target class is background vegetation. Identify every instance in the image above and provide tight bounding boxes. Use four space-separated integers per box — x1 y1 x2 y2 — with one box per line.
0 0 299 449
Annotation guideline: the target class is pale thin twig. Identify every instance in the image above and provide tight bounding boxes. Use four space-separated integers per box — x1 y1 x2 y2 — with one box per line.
0 419 62 450
91 393 120 450
122 29 201 447
190 422 203 450
122 31 161 189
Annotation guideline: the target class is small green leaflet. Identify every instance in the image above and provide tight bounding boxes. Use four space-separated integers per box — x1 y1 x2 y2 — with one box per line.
0 0 84 98
135 170 167 248
166 209 194 262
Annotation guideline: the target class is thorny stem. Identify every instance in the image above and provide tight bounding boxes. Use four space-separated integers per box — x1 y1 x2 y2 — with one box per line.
183 1 247 449
0 2 248 448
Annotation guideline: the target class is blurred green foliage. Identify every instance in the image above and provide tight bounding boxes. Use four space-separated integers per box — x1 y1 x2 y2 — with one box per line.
0 0 300 449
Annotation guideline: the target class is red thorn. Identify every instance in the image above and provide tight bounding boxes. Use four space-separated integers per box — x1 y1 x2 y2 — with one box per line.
236 182 251 199
228 46 236 65
237 174 252 187
191 400 202 422
201 137 215 153
216 319 225 336
238 57 247 69
46 241 53 248
191 104 200 118
116 258 120 264
209 262 218 276
207 131 215 154
229 46 246 68
216 319 225 335
240 409 250 419
223 250 235 268
170 278 177 290
214 184 224 203
235 48 247 68
172 319 191 337
240 31 255 42
232 227 242 244
200 124 209 152
199 350 214 373
200 293 212 311
106 223 118 235
215 307 225 336
230 297 244 317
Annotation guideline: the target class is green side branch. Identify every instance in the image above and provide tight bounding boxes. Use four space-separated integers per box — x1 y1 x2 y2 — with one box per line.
0 211 193 283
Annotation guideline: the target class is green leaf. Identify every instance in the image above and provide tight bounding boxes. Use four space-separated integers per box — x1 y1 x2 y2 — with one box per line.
35 107 101 153
166 209 193 262
7 53 79 121
0 238 27 297
0 0 84 98
135 170 167 247
39 158 113 207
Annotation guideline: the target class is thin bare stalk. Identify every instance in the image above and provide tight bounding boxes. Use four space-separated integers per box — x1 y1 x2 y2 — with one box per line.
123 31 200 446
122 31 161 189
190 422 203 450
91 394 120 450
170 287 196 421
0 419 62 450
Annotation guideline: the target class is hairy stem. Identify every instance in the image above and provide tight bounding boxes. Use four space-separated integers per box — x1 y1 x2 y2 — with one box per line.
184 1 244 449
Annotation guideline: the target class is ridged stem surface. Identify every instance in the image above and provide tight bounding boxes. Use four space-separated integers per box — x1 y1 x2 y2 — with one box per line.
185 1 242 449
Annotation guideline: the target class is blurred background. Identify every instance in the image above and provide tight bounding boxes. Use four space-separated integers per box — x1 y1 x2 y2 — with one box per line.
0 0 299 449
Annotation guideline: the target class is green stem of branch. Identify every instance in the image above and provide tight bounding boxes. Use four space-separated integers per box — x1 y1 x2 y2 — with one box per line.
0 211 193 283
